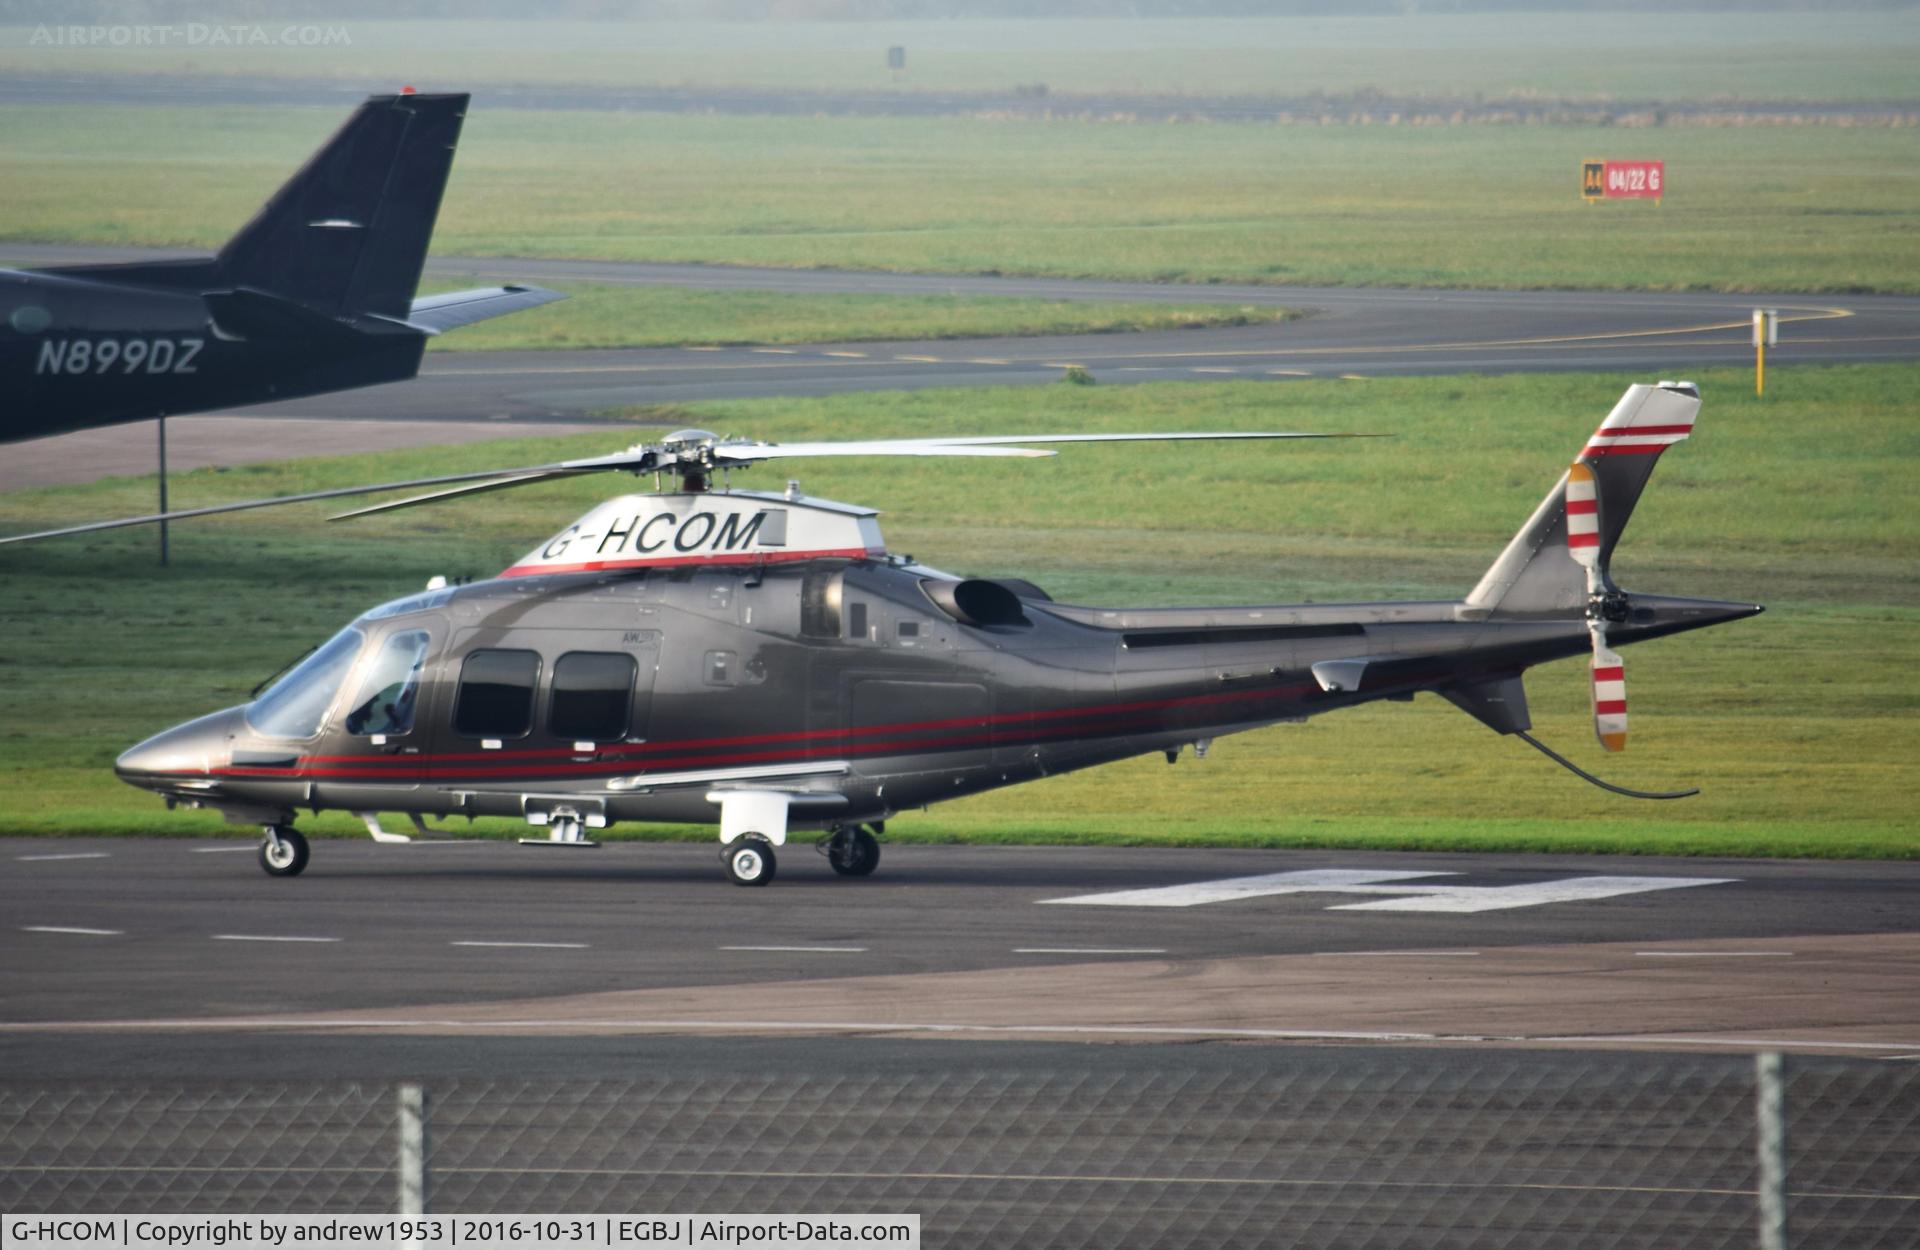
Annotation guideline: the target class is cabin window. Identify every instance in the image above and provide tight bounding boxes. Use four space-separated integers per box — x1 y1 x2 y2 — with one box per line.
246 627 363 740
454 649 540 739
800 570 841 638
343 629 430 737
550 651 637 742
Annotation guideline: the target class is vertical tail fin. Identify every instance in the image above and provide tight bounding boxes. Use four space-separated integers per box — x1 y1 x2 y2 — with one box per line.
1465 381 1700 617
216 92 468 320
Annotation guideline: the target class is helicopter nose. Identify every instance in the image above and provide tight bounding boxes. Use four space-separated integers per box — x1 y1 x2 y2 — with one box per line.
115 709 240 790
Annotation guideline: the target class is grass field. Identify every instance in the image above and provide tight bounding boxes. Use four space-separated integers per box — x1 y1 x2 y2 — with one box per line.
422 279 1292 351
5 105 1917 297
3 14 1916 103
1 364 1913 858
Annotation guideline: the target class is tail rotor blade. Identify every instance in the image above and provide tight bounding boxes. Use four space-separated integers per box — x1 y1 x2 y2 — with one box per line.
1591 632 1627 753
1565 462 1603 576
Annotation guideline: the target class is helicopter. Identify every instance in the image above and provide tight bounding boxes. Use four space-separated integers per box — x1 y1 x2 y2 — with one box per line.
95 381 1759 885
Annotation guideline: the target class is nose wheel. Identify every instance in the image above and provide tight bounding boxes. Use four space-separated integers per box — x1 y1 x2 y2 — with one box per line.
259 825 309 878
825 825 882 878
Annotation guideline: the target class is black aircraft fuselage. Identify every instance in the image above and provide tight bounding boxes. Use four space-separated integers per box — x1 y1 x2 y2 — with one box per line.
4 264 425 442
3 91 559 445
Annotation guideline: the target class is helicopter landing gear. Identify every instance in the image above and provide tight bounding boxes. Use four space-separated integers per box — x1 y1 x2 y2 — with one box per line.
823 823 882 878
710 790 792 886
724 834 777 887
259 825 309 878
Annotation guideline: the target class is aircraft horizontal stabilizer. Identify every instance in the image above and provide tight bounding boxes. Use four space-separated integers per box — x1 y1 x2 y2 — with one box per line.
406 285 567 334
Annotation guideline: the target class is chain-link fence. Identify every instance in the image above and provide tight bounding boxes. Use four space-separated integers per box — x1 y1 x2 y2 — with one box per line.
5 1054 1917 1248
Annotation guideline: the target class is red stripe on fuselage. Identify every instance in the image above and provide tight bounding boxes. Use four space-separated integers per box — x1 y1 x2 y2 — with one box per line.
211 681 1324 783
297 681 1325 766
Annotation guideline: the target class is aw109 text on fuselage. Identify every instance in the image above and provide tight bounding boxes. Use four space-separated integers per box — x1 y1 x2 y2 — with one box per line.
109 396 1762 886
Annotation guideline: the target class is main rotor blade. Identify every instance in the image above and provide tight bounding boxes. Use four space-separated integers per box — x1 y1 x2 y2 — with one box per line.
713 432 1367 461
874 431 1370 446
0 428 1373 547
328 470 588 520
0 463 586 547
713 443 1055 463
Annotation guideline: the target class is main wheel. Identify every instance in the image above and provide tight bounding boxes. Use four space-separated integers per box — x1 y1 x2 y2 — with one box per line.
259 826 309 878
725 835 777 887
828 826 881 878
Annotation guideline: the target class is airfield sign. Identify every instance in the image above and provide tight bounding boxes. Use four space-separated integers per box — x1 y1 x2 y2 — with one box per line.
1582 159 1665 203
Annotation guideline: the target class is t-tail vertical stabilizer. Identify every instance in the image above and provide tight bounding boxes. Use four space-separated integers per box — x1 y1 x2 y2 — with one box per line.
216 91 466 320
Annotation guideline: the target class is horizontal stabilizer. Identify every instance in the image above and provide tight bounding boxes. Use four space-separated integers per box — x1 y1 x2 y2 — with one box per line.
406 285 567 333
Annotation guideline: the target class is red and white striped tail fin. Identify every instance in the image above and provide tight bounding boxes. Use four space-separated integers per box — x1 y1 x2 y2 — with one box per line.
1466 382 1700 616
1580 383 1698 461
1590 640 1628 752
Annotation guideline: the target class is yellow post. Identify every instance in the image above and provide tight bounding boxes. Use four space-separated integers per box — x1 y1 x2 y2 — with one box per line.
1756 339 1765 397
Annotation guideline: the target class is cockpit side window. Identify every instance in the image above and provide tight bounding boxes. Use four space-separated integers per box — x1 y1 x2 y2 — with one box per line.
343 630 430 737
246 628 364 740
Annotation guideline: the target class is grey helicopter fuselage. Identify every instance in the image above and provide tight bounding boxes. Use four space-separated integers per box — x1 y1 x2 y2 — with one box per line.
112 382 1765 884
114 509 1749 833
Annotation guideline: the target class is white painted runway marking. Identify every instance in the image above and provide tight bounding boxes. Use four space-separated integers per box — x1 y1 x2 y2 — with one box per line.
1541 1034 1919 1053
1013 948 1169 955
821 350 868 358
16 852 109 862
720 945 867 953
7 1016 1914 1056
893 354 943 363
749 347 795 354
1636 951 1794 958
451 941 588 950
211 934 342 944
967 357 1011 365
1043 869 1451 908
1327 876 1736 913
1314 949 1481 957
1045 869 1736 913
189 845 257 854
22 926 122 936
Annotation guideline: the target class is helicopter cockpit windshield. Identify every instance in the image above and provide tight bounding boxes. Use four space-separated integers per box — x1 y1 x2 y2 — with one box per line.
245 627 365 740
